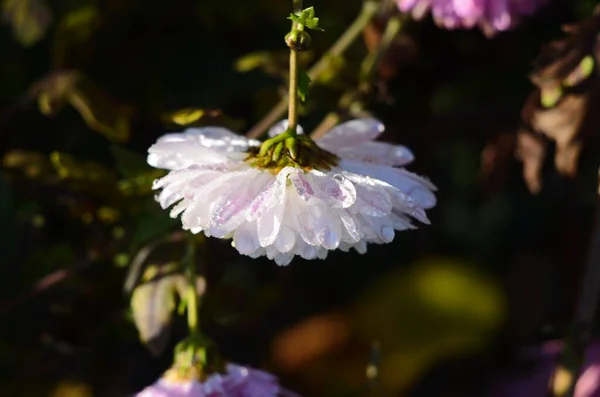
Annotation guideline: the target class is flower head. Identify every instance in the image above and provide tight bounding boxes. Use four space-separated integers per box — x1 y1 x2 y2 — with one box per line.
136 364 298 397
148 118 436 265
397 0 547 36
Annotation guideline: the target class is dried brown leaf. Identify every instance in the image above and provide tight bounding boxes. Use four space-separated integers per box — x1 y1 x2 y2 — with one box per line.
519 7 600 191
130 275 177 356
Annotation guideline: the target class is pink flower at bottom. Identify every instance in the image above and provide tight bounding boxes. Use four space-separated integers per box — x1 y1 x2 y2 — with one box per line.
135 364 299 397
490 340 600 397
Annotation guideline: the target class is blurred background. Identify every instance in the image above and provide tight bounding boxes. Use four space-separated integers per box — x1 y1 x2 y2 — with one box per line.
1 0 600 396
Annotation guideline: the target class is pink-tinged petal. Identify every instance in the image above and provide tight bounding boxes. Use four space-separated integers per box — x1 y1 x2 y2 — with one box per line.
336 208 362 243
209 171 273 237
576 364 600 397
256 170 288 247
344 174 393 217
486 0 512 31
268 120 305 137
316 118 384 151
310 171 357 208
398 0 421 12
453 0 485 18
289 171 316 201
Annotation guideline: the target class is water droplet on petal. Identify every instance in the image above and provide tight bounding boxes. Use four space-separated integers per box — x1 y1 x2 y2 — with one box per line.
234 226 259 254
333 174 345 183
380 226 395 243
300 244 317 259
408 186 436 208
274 226 296 253
319 228 340 250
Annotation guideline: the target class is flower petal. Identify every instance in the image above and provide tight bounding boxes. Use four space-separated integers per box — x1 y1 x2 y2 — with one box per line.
316 118 384 150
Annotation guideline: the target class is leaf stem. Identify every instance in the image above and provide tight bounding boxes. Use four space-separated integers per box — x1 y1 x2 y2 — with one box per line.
246 1 380 139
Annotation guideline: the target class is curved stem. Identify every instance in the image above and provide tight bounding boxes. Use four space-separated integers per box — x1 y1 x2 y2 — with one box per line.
246 1 380 139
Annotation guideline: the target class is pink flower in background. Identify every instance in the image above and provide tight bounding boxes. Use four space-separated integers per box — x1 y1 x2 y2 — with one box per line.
397 0 547 36
135 364 299 397
490 340 600 397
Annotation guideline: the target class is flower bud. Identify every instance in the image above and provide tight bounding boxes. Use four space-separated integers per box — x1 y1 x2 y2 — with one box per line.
285 30 311 51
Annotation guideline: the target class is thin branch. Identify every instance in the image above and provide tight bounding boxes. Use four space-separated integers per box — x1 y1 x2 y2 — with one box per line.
310 15 404 139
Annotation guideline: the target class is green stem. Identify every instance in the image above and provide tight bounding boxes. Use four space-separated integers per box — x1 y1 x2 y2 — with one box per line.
288 48 300 133
287 0 303 134
185 235 198 334
246 1 379 139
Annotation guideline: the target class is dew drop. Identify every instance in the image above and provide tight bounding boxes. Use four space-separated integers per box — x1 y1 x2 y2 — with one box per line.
274 226 296 253
380 226 395 243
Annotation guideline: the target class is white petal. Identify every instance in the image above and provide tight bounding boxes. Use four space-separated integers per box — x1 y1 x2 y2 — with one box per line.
310 171 357 208
233 221 261 254
268 120 304 137
330 141 415 166
340 159 437 209
274 225 296 254
344 174 393 217
256 172 288 247
316 118 384 150
209 171 272 237
273 251 294 266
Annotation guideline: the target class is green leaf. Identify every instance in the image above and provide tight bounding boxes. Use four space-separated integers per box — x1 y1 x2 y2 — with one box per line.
110 145 150 178
288 6 324 31
130 275 177 356
2 0 52 47
298 68 311 102
130 210 177 248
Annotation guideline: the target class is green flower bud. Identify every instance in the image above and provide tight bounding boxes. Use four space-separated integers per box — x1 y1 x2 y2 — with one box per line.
285 30 311 51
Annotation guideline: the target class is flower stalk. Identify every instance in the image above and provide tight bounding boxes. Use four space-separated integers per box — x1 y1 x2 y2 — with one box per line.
185 234 198 335
287 0 303 133
246 1 380 139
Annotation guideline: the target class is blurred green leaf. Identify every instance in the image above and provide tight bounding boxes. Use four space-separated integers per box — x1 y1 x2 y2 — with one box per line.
161 107 245 131
2 0 52 47
53 5 102 67
110 145 150 178
298 68 311 102
130 275 177 356
235 50 314 78
50 151 116 184
31 71 133 142
130 211 177 248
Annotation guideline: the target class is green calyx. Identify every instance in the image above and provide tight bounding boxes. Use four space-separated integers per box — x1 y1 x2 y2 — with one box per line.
245 129 338 173
167 335 224 382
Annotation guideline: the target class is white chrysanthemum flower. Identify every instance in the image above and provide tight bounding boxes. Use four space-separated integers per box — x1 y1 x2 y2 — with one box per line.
148 118 436 266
